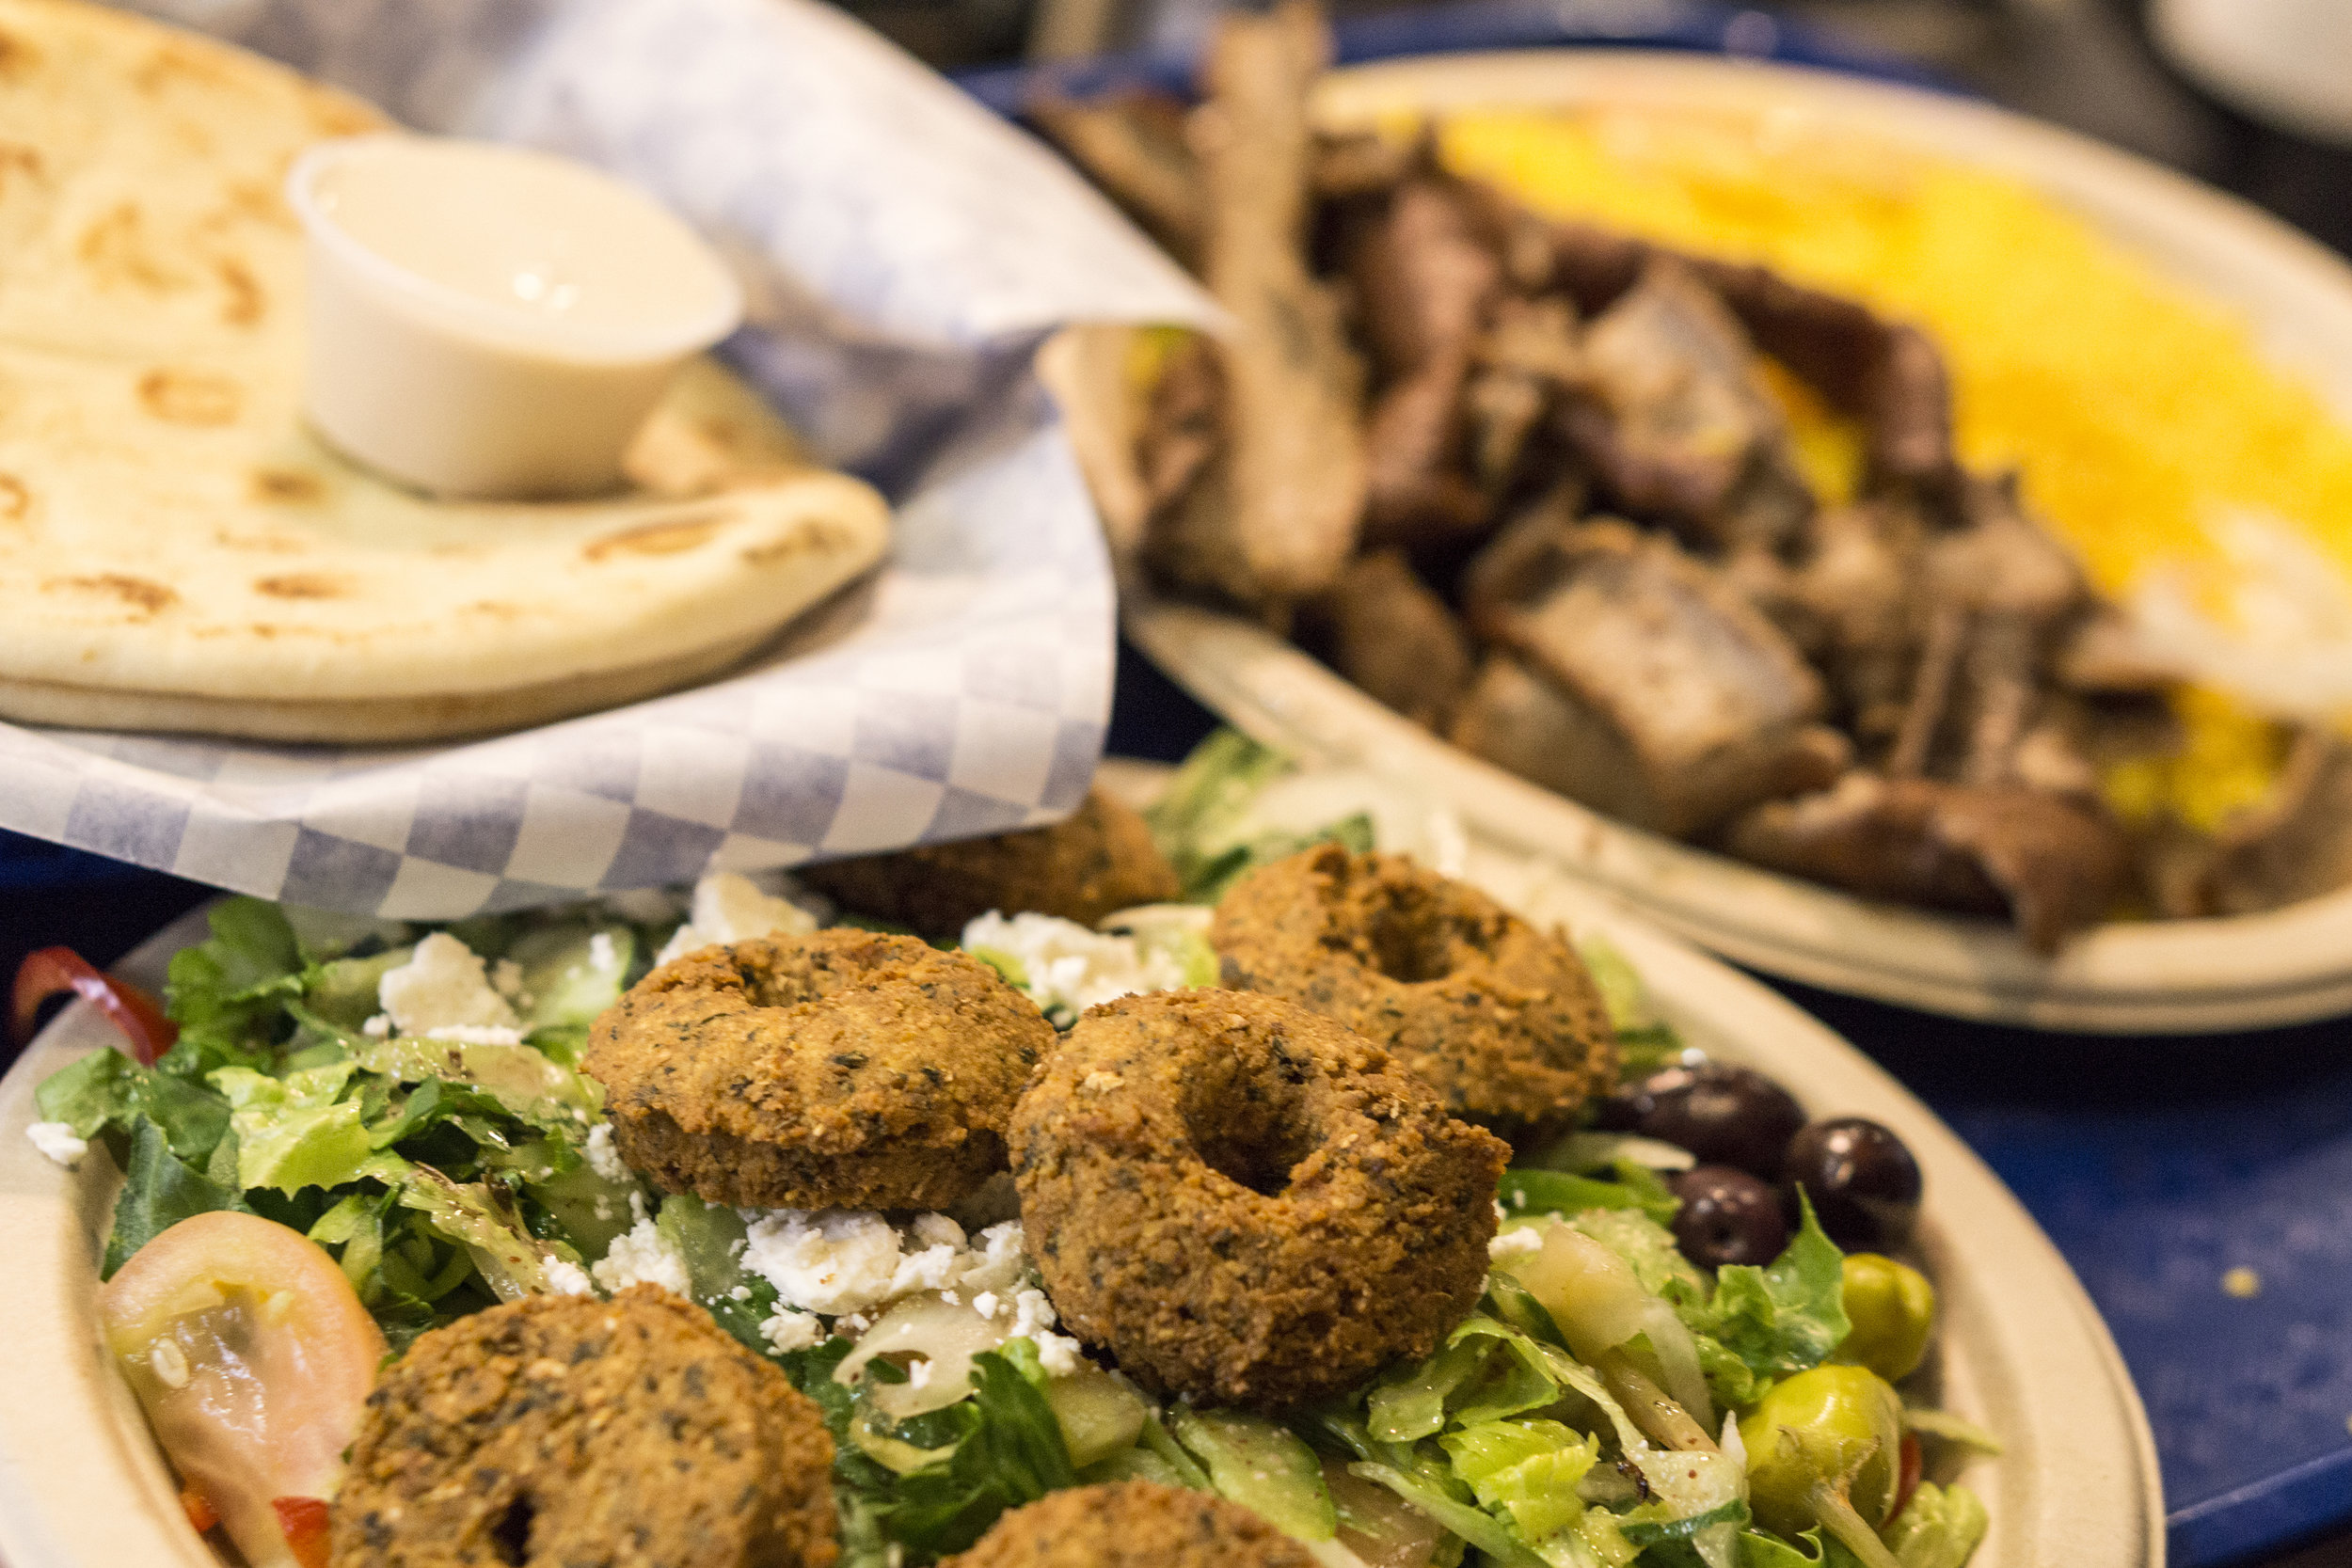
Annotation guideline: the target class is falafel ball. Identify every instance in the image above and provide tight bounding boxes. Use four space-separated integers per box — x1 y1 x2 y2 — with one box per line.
799 787 1181 936
1011 990 1508 1411
1212 844 1616 1138
330 1287 836 1568
585 929 1057 1212
944 1481 1315 1568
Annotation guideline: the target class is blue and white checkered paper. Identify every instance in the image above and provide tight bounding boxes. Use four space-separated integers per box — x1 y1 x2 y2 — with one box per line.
0 0 1212 919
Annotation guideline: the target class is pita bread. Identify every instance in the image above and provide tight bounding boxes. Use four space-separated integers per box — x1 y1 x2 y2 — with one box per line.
0 0 889 742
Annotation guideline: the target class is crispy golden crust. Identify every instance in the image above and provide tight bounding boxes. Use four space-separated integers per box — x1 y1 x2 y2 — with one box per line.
584 930 1056 1211
1010 990 1507 1411
799 788 1182 936
945 1481 1316 1568
330 1288 836 1568
1211 845 1616 1137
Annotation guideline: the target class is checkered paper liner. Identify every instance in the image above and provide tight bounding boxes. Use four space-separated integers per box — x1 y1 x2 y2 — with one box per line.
0 0 1214 918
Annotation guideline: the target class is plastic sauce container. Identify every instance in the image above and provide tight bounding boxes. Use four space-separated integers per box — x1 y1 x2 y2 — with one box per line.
286 135 744 500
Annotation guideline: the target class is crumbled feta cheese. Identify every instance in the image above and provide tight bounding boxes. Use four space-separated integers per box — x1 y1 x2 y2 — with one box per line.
740 1211 906 1316
728 1285 751 1302
423 1024 526 1046
961 1221 1028 1294
588 930 618 974
361 1013 392 1038
656 873 818 964
542 1259 595 1296
1488 1227 1545 1259
959 911 1189 1021
379 933 519 1037
25 1121 86 1168
890 1243 965 1297
592 1215 692 1296
912 1212 965 1251
761 1308 824 1354
973 1291 1002 1322
1033 1333 1085 1377
584 1123 629 1182
1009 1288 1058 1339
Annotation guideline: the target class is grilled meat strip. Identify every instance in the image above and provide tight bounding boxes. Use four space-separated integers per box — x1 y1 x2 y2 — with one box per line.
1457 515 1848 835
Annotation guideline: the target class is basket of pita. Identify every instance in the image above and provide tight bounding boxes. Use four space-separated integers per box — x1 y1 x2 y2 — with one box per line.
0 0 1210 917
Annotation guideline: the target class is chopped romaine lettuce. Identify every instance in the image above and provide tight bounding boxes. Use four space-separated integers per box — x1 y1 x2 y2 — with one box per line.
1169 1407 1336 1544
1882 1484 1989 1568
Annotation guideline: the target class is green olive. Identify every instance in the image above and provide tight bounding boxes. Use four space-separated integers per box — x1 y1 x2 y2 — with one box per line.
1836 1253 1936 1383
1739 1365 1903 1535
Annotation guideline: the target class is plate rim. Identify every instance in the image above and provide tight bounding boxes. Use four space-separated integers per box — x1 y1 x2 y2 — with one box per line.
1085 44 2352 1034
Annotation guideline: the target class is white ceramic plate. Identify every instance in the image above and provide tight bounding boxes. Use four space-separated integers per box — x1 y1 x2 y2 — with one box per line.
0 825 2162 1568
1091 49 2352 1034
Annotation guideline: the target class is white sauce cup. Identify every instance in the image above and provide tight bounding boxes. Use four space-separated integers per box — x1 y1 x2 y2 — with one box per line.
287 135 745 500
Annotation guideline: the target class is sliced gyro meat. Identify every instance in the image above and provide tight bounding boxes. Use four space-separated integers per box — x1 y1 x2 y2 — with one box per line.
1145 0 1366 610
1010 990 1507 1411
1136 331 1226 518
1539 218 1962 509
1459 515 1849 836
1464 294 1584 497
801 786 1181 936
1563 259 1814 556
1030 89 1204 268
1724 771 2128 951
1347 171 1504 546
331 1289 837 1568
1308 550 1475 730
585 930 1056 1212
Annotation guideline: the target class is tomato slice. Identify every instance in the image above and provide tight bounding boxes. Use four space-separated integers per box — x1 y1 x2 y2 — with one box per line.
11 946 177 1063
100 1212 387 1568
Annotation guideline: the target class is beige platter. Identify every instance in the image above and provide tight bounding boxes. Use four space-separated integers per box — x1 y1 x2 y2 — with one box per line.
1067 48 2352 1035
0 782 2161 1567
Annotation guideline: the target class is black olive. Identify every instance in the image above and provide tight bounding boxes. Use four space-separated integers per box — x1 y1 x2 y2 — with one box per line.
1668 1164 1789 1268
1597 1063 1806 1179
1782 1117 1923 1251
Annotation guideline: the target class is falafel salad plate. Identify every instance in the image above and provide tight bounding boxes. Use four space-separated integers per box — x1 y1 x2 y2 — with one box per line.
0 736 2156 1568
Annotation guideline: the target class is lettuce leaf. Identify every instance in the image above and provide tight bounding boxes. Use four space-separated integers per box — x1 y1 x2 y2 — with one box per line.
1882 1483 1989 1568
210 1063 375 1195
101 1118 252 1277
1682 1195 1849 1386
1168 1407 1335 1544
37 1048 230 1163
159 898 305 1073
1438 1419 1598 1544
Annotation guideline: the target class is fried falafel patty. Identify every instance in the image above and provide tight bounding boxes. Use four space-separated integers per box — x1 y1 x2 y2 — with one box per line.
1010 990 1508 1410
799 787 1181 935
1212 845 1616 1138
331 1288 836 1568
585 930 1056 1211
944 1481 1316 1568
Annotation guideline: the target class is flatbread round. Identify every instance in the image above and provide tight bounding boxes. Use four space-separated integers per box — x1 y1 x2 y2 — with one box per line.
0 0 889 740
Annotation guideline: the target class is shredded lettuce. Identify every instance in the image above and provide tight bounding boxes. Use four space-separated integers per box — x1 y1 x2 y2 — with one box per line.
1169 1407 1336 1544
1438 1419 1598 1544
1681 1195 1850 1387
1882 1484 1989 1568
210 1063 375 1195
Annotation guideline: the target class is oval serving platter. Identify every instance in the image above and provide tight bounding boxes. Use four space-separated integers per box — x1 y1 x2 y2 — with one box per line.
0 781 2161 1568
1074 47 2352 1035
